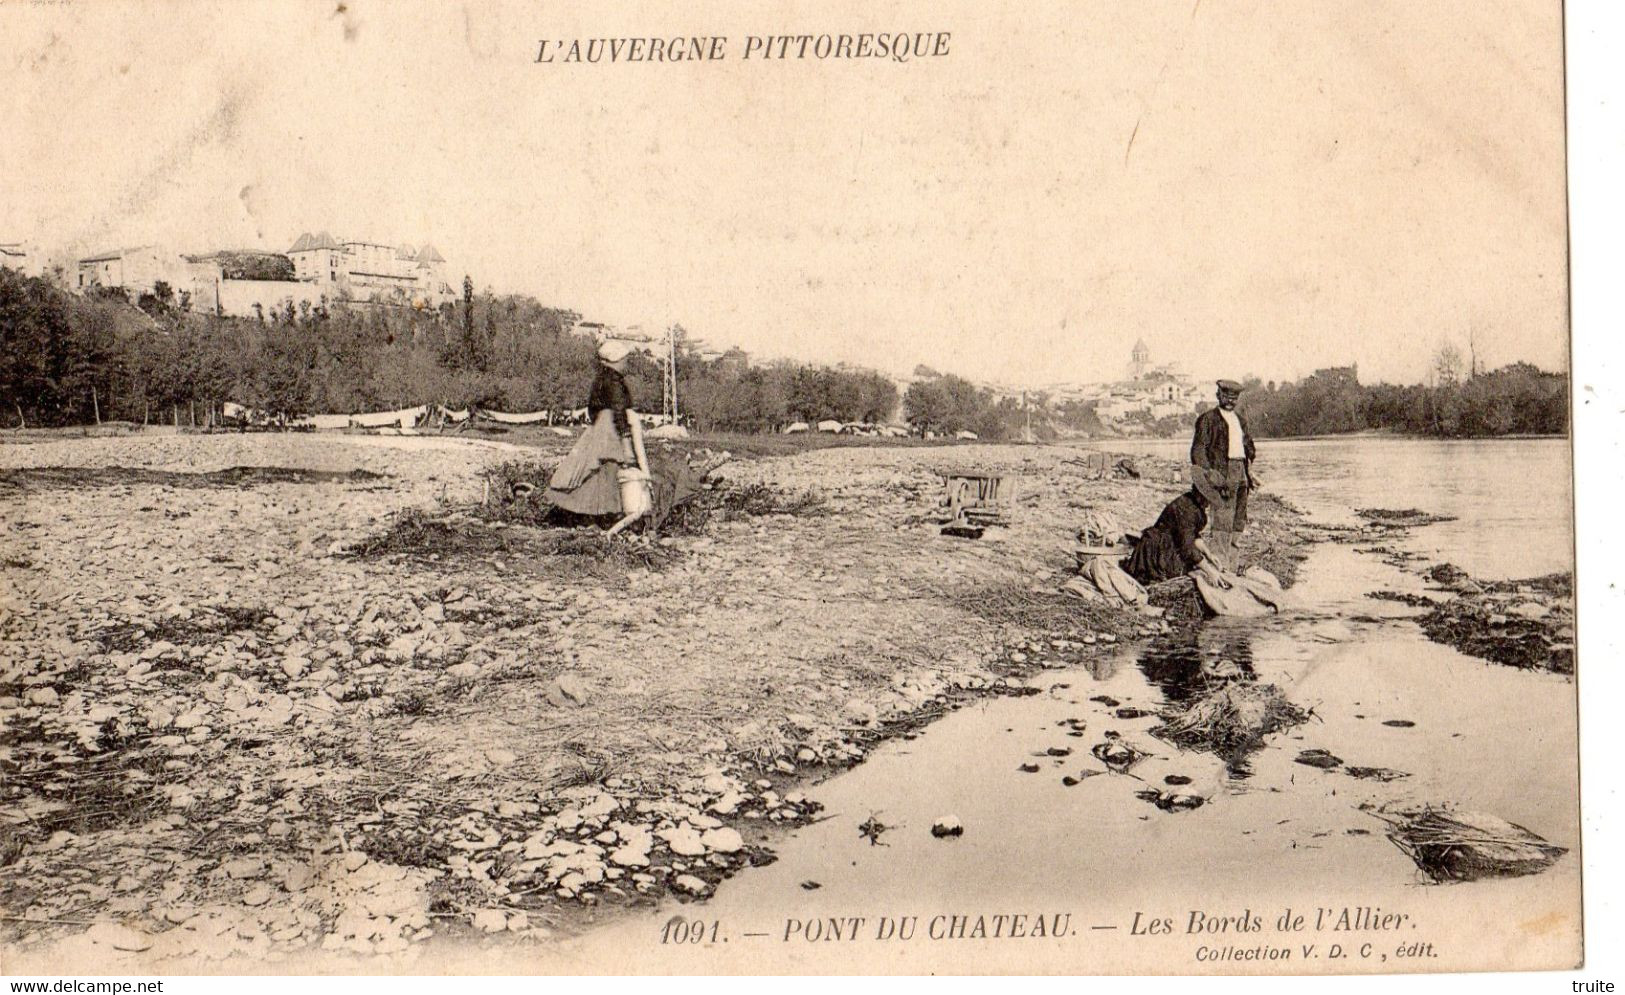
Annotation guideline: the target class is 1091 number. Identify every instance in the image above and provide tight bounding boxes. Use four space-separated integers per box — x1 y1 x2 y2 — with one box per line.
661 916 722 944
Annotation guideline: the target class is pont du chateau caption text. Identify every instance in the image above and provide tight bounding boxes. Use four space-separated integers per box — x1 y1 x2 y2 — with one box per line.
654 905 1440 966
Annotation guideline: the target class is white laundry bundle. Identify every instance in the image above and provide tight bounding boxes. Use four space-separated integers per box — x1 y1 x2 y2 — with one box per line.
1075 507 1124 548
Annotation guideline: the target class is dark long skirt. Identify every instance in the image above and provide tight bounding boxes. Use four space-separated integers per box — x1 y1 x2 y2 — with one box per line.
546 411 629 516
1122 492 1208 585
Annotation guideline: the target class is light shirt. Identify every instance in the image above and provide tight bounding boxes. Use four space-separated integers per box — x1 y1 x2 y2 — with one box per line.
1219 408 1246 459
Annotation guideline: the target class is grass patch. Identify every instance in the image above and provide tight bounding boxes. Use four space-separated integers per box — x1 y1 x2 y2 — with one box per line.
713 481 828 518
90 605 274 655
347 507 681 577
942 581 1140 643
1356 507 1458 526
0 717 171 856
661 481 829 535
479 458 558 527
0 465 386 495
1153 680 1309 766
1373 805 1568 882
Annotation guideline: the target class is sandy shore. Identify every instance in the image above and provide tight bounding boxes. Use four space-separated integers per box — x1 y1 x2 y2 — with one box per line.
0 432 1305 970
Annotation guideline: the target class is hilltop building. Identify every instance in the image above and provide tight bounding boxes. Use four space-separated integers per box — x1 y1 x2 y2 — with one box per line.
75 246 191 294
287 231 453 307
1 240 39 276
1130 337 1150 379
1046 341 1210 430
69 232 457 316
70 245 309 317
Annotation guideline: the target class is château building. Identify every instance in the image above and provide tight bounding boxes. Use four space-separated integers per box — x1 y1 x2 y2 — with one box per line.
287 232 453 306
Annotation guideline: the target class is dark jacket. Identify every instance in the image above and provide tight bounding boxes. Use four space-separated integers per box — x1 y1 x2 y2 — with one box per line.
1190 406 1256 473
1123 491 1208 585
587 365 634 438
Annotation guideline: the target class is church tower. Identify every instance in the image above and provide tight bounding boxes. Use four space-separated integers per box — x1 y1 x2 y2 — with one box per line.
1131 338 1150 379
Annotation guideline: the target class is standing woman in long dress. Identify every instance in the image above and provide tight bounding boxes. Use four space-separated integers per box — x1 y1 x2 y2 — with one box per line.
546 339 649 525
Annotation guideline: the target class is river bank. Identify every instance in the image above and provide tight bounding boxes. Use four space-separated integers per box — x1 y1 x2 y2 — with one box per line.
1 432 1308 969
546 436 1580 975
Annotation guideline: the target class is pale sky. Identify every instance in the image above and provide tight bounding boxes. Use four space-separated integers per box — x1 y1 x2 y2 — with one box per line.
2 0 1569 386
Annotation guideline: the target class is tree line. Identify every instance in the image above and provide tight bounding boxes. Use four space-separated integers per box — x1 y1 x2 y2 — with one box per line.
899 369 1060 441
1232 363 1568 439
0 268 1567 438
898 360 1568 444
0 268 902 431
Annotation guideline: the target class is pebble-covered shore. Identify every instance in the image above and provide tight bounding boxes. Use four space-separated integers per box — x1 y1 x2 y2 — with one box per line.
1 432 1302 968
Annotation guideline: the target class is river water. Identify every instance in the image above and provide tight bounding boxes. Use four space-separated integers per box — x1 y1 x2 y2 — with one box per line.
566 437 1580 974
1096 435 1574 579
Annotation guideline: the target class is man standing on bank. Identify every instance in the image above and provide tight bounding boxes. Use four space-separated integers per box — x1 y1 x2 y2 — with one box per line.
1189 379 1259 571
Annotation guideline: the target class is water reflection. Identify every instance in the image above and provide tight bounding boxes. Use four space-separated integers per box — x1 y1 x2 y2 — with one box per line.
1137 627 1257 704
1136 627 1274 779
1077 650 1126 682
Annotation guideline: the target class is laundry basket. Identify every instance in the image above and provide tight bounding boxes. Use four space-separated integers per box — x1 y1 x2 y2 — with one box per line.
617 467 652 517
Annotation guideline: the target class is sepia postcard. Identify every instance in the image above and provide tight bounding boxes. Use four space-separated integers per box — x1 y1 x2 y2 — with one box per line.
0 0 1584 978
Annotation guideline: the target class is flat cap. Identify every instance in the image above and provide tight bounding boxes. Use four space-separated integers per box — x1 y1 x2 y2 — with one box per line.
1216 379 1244 392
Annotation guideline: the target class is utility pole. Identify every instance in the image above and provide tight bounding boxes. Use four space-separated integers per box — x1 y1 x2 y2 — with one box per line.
662 324 679 424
